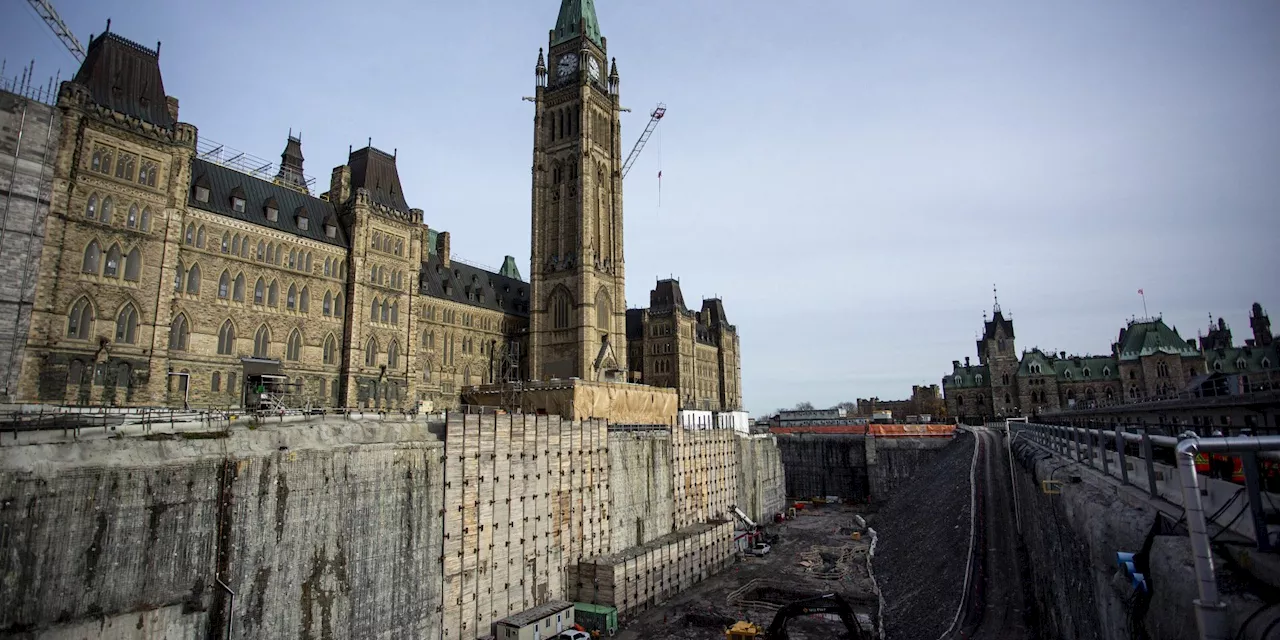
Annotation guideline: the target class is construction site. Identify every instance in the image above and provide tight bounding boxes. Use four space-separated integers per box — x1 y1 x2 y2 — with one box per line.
610 501 879 640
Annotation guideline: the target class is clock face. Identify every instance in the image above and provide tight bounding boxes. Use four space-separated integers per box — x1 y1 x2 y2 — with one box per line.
588 57 602 82
557 54 578 79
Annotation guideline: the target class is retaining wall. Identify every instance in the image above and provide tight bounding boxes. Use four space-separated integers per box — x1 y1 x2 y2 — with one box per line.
1011 438 1279 640
735 434 786 522
0 422 446 640
776 434 953 502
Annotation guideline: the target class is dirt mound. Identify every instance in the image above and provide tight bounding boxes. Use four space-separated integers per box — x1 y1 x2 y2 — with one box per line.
871 431 975 640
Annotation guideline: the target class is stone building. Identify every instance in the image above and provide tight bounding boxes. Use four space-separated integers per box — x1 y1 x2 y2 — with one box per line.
0 86 60 402
942 299 1279 423
855 385 944 420
12 26 530 411
9 0 741 412
527 0 628 383
624 279 743 411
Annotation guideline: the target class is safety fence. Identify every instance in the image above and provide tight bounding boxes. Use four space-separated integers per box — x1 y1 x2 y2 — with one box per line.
1016 422 1280 552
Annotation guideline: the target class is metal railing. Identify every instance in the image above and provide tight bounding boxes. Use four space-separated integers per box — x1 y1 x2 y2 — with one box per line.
1014 421 1280 640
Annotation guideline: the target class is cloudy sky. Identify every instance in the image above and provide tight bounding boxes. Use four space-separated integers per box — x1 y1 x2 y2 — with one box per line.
3 0 1278 416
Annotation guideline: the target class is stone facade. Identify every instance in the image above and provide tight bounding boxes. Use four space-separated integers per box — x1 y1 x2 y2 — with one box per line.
11 29 530 411
943 301 1279 423
625 280 743 411
528 13 628 384
0 90 60 402
10 2 743 413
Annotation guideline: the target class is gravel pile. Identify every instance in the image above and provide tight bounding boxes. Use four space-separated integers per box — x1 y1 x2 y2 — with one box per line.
871 431 976 640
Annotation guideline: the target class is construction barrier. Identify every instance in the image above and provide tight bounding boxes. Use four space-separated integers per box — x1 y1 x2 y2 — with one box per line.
769 424 956 437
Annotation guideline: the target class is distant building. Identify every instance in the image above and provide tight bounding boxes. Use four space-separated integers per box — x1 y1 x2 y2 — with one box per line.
856 385 945 421
626 279 743 411
942 300 1279 424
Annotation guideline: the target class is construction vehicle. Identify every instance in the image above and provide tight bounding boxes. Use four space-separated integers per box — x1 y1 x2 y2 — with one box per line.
725 593 865 640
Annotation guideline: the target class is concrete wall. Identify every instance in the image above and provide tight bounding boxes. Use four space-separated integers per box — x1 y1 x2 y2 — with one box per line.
866 437 952 502
776 434 956 503
1011 439 1277 640
0 91 59 402
735 434 786 522
609 431 675 550
776 434 868 499
2 416 787 640
1 421 445 640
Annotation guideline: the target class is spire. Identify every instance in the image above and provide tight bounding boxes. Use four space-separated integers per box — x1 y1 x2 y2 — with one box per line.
608 57 619 95
553 0 602 48
275 131 308 194
535 48 547 87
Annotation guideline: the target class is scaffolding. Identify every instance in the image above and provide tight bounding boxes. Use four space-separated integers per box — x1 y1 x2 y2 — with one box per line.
196 137 317 195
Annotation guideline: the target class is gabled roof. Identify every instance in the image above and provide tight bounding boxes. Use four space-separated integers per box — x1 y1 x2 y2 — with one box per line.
944 364 991 389
188 158 347 248
348 146 410 213
1115 318 1198 361
420 254 529 318
73 30 173 129
1204 345 1280 374
982 310 1015 341
553 0 603 48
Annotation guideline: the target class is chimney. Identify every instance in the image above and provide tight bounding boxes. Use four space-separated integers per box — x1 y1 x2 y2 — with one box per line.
1060 351 1067 360
952 360 961 369
329 165 351 204
165 96 180 123
437 231 451 267
964 357 971 368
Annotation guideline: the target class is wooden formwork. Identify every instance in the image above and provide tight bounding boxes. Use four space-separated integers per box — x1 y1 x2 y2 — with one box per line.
441 414 610 640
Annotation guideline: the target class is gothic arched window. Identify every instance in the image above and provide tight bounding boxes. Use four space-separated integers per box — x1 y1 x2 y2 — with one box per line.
217 321 236 355
67 297 94 340
169 315 189 351
253 325 270 358
286 330 302 361
596 289 611 330
114 304 139 344
552 289 572 329
82 241 101 274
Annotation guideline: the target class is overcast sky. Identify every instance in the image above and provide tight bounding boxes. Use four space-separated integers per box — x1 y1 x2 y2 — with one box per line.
4 1 1278 416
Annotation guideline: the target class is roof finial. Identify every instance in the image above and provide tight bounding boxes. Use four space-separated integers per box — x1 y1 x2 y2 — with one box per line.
367 136 372 148
992 284 1001 314
105 18 111 33
156 41 161 57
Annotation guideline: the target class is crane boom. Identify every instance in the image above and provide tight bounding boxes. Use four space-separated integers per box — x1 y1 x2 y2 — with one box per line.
26 0 85 63
620 103 665 179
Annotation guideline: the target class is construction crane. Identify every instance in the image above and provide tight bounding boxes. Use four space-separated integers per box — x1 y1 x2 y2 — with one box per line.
620 103 665 179
26 0 85 63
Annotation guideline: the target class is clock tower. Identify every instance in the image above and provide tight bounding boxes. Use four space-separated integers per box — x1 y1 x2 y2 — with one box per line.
529 0 628 382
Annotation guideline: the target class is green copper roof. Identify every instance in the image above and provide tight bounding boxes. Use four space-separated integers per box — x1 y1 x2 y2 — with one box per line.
1116 318 1198 361
553 0 603 48
499 255 523 281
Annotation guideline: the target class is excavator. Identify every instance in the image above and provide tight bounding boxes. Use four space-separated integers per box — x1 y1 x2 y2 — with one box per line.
725 593 865 640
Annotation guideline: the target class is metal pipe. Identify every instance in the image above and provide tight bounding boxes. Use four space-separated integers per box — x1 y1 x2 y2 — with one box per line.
1175 433 1280 640
216 578 236 639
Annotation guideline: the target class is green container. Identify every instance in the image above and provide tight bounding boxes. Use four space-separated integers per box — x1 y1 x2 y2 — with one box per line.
574 603 618 636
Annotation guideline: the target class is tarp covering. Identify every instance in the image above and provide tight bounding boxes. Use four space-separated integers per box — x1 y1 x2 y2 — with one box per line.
463 380 678 425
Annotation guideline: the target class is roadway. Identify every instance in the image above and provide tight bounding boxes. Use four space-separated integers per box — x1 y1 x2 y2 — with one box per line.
959 427 1031 640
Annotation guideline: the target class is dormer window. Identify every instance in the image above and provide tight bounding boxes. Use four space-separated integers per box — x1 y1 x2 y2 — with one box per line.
194 186 210 203
1236 358 1248 370
1103 366 1111 377
263 197 279 222
232 197 246 213
296 215 309 231
1082 367 1091 378
325 224 337 239
1064 370 1072 379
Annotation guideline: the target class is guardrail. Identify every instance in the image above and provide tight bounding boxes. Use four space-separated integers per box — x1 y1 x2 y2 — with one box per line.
1017 422 1280 640
1017 422 1279 549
